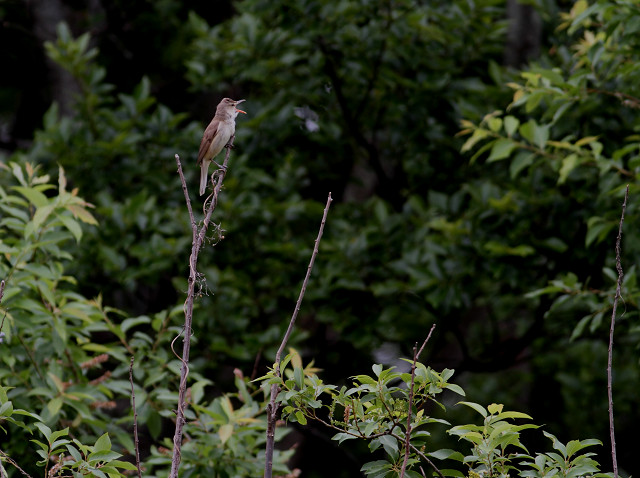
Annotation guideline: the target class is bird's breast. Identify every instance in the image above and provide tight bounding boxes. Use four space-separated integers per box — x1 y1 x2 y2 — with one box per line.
208 121 235 158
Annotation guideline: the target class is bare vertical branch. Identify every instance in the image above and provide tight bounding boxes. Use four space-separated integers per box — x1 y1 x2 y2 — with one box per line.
169 140 234 478
264 192 333 478
608 184 628 478
0 280 6 342
400 324 436 478
129 357 142 478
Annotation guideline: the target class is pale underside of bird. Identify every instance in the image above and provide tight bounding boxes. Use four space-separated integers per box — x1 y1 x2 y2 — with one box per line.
197 98 246 195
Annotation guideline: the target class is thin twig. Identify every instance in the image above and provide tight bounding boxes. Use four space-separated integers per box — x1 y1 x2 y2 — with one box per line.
129 357 142 478
608 185 627 478
0 450 33 478
400 324 436 478
169 142 234 478
409 443 445 478
264 192 333 478
16 333 45 381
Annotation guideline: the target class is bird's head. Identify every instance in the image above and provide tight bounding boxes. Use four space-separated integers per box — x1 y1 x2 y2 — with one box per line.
217 98 247 118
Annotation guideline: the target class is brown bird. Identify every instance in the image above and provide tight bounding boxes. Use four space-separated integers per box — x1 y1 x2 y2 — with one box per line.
197 98 246 195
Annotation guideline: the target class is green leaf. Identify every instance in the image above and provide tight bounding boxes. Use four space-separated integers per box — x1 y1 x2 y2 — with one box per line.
27 204 55 237
504 115 520 137
50 438 71 452
93 433 112 452
120 316 151 333
585 217 616 247
566 438 602 457
552 101 573 124
427 449 465 462
543 431 568 458
30 439 49 453
46 396 63 417
519 120 549 149
294 366 304 389
457 401 487 418
67 205 98 225
558 154 580 184
64 444 82 462
0 401 13 417
487 138 518 163
440 469 465 477
57 214 83 242
485 240 535 257
461 128 490 153
444 383 465 396
510 151 535 179
372 363 383 377
11 162 26 186
109 460 139 471
377 434 399 461
295 410 307 425
487 117 502 133
50 427 70 443
219 423 233 445
495 411 532 420
34 422 52 441
525 90 546 113
332 432 358 444
360 460 391 474
13 186 49 208
570 315 592 341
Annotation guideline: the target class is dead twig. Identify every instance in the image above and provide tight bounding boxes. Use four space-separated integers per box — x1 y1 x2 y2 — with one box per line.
608 185 628 478
0 449 33 478
399 324 436 478
169 140 234 478
409 443 445 478
264 192 333 478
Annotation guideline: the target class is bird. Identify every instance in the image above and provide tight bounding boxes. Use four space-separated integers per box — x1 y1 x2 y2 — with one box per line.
197 98 246 195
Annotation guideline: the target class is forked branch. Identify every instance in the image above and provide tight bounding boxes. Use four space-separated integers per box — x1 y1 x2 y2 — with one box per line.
169 139 234 478
400 324 436 478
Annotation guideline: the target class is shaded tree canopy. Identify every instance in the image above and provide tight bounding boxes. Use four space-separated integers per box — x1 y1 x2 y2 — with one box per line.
0 0 639 476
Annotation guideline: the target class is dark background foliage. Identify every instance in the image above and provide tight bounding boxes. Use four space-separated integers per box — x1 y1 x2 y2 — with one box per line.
1 0 639 476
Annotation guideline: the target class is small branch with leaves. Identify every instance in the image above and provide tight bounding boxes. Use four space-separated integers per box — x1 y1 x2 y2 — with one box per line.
400 324 436 478
268 325 450 478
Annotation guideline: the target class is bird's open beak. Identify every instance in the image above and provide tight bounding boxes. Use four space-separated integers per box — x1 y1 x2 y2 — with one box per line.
235 99 247 114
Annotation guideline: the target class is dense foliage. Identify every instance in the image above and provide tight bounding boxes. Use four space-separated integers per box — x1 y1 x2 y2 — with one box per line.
1 0 639 476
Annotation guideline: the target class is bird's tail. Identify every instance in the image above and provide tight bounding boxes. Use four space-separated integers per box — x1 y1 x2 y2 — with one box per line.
199 160 210 196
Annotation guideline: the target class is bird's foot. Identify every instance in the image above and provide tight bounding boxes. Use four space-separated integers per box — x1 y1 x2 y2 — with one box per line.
213 161 227 171
224 142 235 149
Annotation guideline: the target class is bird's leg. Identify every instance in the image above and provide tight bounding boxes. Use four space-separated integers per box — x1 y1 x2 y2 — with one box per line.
213 160 227 170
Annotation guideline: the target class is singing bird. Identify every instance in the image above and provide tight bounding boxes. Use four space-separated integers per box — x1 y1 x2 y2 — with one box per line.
197 98 246 195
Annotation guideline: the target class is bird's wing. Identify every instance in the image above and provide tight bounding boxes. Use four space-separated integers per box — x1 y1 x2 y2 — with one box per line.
197 120 219 166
